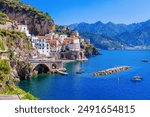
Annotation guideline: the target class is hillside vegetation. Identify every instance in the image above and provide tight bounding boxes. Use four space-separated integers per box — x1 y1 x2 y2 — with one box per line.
0 29 31 49
0 12 9 24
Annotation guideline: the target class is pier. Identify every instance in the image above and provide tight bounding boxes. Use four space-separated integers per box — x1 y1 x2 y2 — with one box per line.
92 66 132 76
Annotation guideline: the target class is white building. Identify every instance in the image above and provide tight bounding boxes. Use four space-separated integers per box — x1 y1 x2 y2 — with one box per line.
18 25 31 37
80 38 85 43
54 33 59 39
31 36 39 48
35 37 51 56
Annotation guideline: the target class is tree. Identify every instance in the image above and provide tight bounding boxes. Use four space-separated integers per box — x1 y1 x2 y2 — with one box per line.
45 12 49 16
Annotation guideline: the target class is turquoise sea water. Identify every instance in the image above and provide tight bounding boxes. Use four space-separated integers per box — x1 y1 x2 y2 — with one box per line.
17 50 150 100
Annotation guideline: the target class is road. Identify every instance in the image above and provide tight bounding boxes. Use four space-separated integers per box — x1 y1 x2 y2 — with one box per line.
0 94 21 100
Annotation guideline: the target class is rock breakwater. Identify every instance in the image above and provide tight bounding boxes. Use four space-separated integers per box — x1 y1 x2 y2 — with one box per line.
92 66 132 76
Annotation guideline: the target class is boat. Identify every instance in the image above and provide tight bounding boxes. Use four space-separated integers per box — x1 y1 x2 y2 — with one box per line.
142 59 148 62
132 75 143 81
76 70 85 74
76 58 88 62
57 70 68 75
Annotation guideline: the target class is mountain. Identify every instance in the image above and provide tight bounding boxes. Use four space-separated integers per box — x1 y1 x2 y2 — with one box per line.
69 20 150 49
70 21 128 36
0 0 55 35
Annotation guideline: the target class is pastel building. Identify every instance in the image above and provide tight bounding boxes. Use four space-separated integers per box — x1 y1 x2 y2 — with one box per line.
59 34 67 44
67 38 81 51
45 33 55 40
46 39 62 52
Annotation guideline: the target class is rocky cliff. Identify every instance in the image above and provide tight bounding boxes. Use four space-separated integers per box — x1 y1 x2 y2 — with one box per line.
0 0 55 36
0 12 39 80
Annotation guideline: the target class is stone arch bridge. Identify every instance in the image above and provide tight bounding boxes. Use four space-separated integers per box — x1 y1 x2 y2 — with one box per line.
29 59 64 74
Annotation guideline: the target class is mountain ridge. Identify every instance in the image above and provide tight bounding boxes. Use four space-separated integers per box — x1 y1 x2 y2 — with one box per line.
69 20 150 49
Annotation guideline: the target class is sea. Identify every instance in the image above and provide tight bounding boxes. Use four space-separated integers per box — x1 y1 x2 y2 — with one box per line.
17 50 150 100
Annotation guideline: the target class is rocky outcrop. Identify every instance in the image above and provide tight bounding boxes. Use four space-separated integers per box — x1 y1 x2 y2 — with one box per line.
85 46 100 57
15 61 32 80
0 0 55 35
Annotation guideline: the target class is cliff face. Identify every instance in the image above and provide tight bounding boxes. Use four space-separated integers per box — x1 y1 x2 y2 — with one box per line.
0 0 55 35
0 29 39 80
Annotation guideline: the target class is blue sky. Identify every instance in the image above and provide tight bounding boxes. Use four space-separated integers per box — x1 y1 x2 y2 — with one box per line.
22 0 150 25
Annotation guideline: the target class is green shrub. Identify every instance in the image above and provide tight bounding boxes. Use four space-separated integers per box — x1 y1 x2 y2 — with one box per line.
0 59 10 74
0 29 31 49
0 12 8 25
0 71 6 82
0 59 10 82
0 39 5 50
21 92 38 100
8 51 14 59
0 19 7 25
0 12 8 18
0 82 38 100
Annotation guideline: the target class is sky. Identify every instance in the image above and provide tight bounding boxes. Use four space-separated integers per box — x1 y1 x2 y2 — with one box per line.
22 0 150 25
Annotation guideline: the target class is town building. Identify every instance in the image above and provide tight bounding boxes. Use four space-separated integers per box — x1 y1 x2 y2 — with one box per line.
29 30 84 59
65 38 80 51
58 34 67 44
45 32 55 40
31 35 39 48
34 36 51 56
18 25 31 37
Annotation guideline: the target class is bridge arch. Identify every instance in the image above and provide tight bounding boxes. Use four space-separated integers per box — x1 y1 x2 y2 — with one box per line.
33 64 50 74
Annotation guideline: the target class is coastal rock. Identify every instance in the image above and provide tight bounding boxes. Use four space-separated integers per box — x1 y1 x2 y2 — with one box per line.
16 61 32 80
10 68 20 82
85 47 100 57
